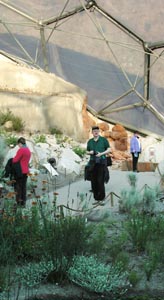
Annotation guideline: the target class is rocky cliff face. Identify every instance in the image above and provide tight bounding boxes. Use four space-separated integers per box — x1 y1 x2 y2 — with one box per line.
0 55 92 142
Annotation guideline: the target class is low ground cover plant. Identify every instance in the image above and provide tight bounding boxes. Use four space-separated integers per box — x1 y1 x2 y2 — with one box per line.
67 255 130 295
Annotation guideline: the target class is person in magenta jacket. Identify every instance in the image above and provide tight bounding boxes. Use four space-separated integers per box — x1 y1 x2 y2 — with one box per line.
12 137 31 207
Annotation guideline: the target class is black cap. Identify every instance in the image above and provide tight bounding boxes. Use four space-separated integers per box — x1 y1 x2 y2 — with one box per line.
92 126 99 131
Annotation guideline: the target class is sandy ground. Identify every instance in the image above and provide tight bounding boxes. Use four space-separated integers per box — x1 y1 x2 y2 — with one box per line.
0 168 161 215
55 169 160 205
25 169 162 216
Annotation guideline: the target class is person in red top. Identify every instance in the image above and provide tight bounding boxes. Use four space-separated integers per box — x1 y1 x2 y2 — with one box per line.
12 137 31 207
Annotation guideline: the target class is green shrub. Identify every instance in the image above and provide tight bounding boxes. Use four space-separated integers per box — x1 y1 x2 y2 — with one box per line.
0 204 46 264
0 202 94 269
68 255 130 295
122 297 161 300
0 267 8 292
107 232 128 262
142 186 159 213
145 217 164 266
73 146 86 158
120 188 143 213
120 184 159 214
33 134 46 143
0 109 13 125
114 251 129 270
49 127 62 135
143 259 157 281
124 210 160 252
0 109 24 132
5 134 18 146
43 216 91 263
128 270 141 287
0 137 7 164
128 173 137 187
15 260 54 288
87 223 108 256
12 115 24 131
55 134 70 144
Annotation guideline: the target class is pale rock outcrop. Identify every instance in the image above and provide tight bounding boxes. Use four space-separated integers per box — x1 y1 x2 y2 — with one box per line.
34 143 51 165
0 55 92 142
57 148 82 175
140 137 164 163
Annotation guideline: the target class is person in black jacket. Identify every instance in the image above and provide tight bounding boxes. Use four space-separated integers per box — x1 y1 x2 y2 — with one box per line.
4 158 22 180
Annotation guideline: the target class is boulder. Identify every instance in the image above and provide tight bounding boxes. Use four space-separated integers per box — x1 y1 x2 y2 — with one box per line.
103 130 111 138
112 124 126 132
109 131 124 140
115 138 127 151
98 121 110 131
57 148 82 175
112 150 129 160
109 124 128 151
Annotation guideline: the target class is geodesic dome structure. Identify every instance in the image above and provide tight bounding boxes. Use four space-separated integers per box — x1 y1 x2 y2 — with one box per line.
1 0 164 137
